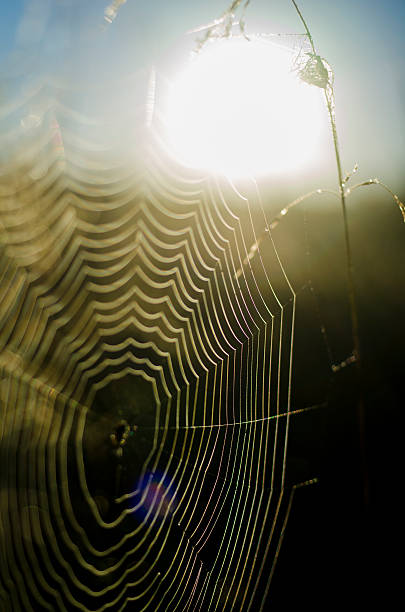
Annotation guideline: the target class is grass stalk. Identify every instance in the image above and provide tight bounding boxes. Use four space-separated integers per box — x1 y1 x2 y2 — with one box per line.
291 0 369 508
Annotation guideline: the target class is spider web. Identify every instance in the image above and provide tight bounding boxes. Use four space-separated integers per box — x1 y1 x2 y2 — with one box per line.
0 65 359 611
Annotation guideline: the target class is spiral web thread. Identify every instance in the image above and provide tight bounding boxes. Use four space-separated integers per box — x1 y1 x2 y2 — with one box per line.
0 70 319 611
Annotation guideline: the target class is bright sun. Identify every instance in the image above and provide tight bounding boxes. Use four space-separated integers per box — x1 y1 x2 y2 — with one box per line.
166 38 326 178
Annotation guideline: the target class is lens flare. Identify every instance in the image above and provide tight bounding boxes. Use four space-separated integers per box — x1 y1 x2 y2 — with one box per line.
133 471 176 522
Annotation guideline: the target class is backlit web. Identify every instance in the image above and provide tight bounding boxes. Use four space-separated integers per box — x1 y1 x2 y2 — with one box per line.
3 0 405 607
14 0 405 600
0 57 328 609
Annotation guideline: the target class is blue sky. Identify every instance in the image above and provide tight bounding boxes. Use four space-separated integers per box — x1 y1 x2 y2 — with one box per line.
1 0 404 192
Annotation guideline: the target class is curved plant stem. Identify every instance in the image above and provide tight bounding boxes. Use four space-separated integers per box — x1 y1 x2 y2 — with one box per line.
324 93 362 368
325 91 369 509
291 0 369 508
290 0 316 54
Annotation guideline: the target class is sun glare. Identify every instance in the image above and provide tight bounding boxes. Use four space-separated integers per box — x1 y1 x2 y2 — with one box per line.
166 38 326 178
